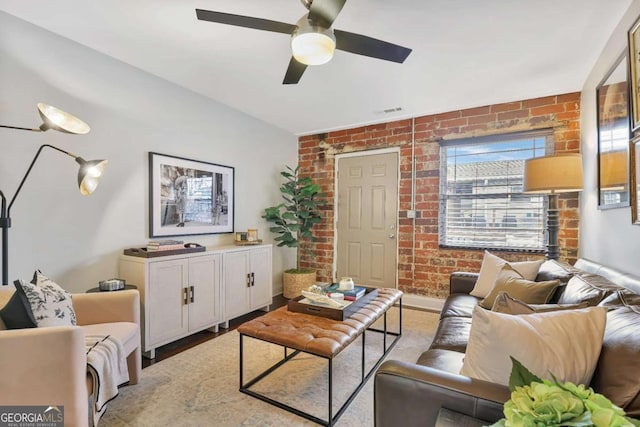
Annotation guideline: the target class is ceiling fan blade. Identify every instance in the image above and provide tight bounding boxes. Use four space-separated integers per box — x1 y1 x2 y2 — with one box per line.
334 29 412 63
283 57 308 85
308 0 347 27
196 9 296 34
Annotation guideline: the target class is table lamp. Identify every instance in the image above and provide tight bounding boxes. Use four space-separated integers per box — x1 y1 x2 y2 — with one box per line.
523 153 583 260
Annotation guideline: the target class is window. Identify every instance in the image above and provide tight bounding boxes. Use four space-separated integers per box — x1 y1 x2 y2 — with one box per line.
438 130 552 251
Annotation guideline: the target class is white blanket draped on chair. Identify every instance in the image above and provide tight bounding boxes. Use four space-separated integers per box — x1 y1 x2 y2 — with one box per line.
85 334 129 426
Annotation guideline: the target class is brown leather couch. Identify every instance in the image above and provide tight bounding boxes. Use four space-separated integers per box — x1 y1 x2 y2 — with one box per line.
374 258 640 426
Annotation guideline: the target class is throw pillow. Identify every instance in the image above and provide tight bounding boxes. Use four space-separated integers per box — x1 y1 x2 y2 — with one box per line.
0 283 37 329
460 305 607 386
470 251 544 298
557 274 613 306
620 292 640 307
479 264 559 309
14 272 76 327
491 291 590 315
596 289 640 308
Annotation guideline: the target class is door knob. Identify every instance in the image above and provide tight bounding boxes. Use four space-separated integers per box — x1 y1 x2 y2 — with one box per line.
388 234 395 239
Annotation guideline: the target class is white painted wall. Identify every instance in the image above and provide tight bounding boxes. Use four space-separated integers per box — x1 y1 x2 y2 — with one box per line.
0 12 298 293
580 1 640 276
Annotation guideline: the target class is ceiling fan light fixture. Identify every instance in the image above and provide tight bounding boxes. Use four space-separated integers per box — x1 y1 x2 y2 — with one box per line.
291 18 336 65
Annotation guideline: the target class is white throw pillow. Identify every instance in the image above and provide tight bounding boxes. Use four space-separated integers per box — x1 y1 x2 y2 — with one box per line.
470 251 544 298
14 272 76 327
460 305 607 386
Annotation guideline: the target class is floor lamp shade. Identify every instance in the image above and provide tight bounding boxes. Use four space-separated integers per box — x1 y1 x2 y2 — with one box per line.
523 153 583 261
77 158 109 195
0 102 90 134
523 154 584 194
37 103 90 134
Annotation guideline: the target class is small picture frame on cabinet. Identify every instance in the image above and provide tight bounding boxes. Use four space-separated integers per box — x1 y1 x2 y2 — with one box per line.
247 229 258 242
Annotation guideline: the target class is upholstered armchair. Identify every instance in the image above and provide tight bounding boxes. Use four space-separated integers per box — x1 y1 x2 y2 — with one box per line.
0 288 141 427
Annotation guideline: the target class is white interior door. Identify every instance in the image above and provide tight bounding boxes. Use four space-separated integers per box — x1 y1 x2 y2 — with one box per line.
336 151 399 288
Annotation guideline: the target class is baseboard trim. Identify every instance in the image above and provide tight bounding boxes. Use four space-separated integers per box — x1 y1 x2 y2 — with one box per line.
402 293 444 313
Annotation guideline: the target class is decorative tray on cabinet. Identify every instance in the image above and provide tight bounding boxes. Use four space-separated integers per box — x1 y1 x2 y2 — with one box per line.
123 245 205 258
287 287 378 321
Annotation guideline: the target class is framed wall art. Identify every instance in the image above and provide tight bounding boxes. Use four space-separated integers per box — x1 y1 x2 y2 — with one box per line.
628 16 640 131
149 152 234 237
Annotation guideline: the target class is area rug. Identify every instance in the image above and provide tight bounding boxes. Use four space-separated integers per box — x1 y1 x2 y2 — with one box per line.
100 307 439 426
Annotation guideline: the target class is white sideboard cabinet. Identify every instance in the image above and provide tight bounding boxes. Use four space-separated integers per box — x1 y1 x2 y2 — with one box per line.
221 245 272 328
119 244 272 358
119 251 222 359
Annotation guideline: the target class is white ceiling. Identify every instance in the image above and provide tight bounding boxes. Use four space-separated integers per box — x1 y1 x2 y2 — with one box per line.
0 0 632 136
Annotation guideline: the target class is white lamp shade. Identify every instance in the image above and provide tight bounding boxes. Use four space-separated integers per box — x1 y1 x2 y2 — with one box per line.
37 103 90 134
523 154 584 194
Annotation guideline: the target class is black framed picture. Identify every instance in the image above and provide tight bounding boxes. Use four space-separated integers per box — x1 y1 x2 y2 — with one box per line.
149 152 234 237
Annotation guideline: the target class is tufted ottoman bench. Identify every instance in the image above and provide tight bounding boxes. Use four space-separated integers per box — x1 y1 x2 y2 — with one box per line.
238 288 403 426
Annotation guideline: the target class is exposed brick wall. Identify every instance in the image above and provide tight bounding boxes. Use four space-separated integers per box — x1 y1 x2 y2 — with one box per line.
298 93 581 298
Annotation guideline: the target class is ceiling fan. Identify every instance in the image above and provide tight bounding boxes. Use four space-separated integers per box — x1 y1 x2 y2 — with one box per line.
195 0 412 85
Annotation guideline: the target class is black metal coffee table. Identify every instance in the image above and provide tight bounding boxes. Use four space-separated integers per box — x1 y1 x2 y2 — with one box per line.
237 288 403 426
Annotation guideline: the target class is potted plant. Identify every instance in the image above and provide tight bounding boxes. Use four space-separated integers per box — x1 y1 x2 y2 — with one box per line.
262 165 325 298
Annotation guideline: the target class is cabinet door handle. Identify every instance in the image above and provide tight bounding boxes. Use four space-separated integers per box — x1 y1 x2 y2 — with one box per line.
246 273 251 288
183 287 188 305
190 285 195 303
251 272 255 287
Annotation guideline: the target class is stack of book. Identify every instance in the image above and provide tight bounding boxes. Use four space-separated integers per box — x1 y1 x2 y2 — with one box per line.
146 240 185 251
323 283 367 301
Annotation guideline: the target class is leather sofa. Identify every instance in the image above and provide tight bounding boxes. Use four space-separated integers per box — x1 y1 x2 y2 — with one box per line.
0 289 142 427
374 258 640 426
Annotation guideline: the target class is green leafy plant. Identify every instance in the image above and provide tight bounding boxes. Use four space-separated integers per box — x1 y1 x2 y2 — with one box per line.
490 357 640 427
262 165 325 273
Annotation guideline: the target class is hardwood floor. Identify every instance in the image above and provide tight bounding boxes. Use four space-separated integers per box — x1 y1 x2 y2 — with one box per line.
142 294 288 368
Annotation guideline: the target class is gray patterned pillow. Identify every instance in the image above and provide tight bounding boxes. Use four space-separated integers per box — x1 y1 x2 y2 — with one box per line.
14 272 76 327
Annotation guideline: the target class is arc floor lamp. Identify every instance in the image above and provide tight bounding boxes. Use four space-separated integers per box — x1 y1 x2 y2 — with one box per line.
0 103 108 285
523 153 583 260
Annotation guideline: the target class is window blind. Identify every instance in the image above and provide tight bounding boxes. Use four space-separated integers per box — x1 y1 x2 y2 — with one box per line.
438 130 552 251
